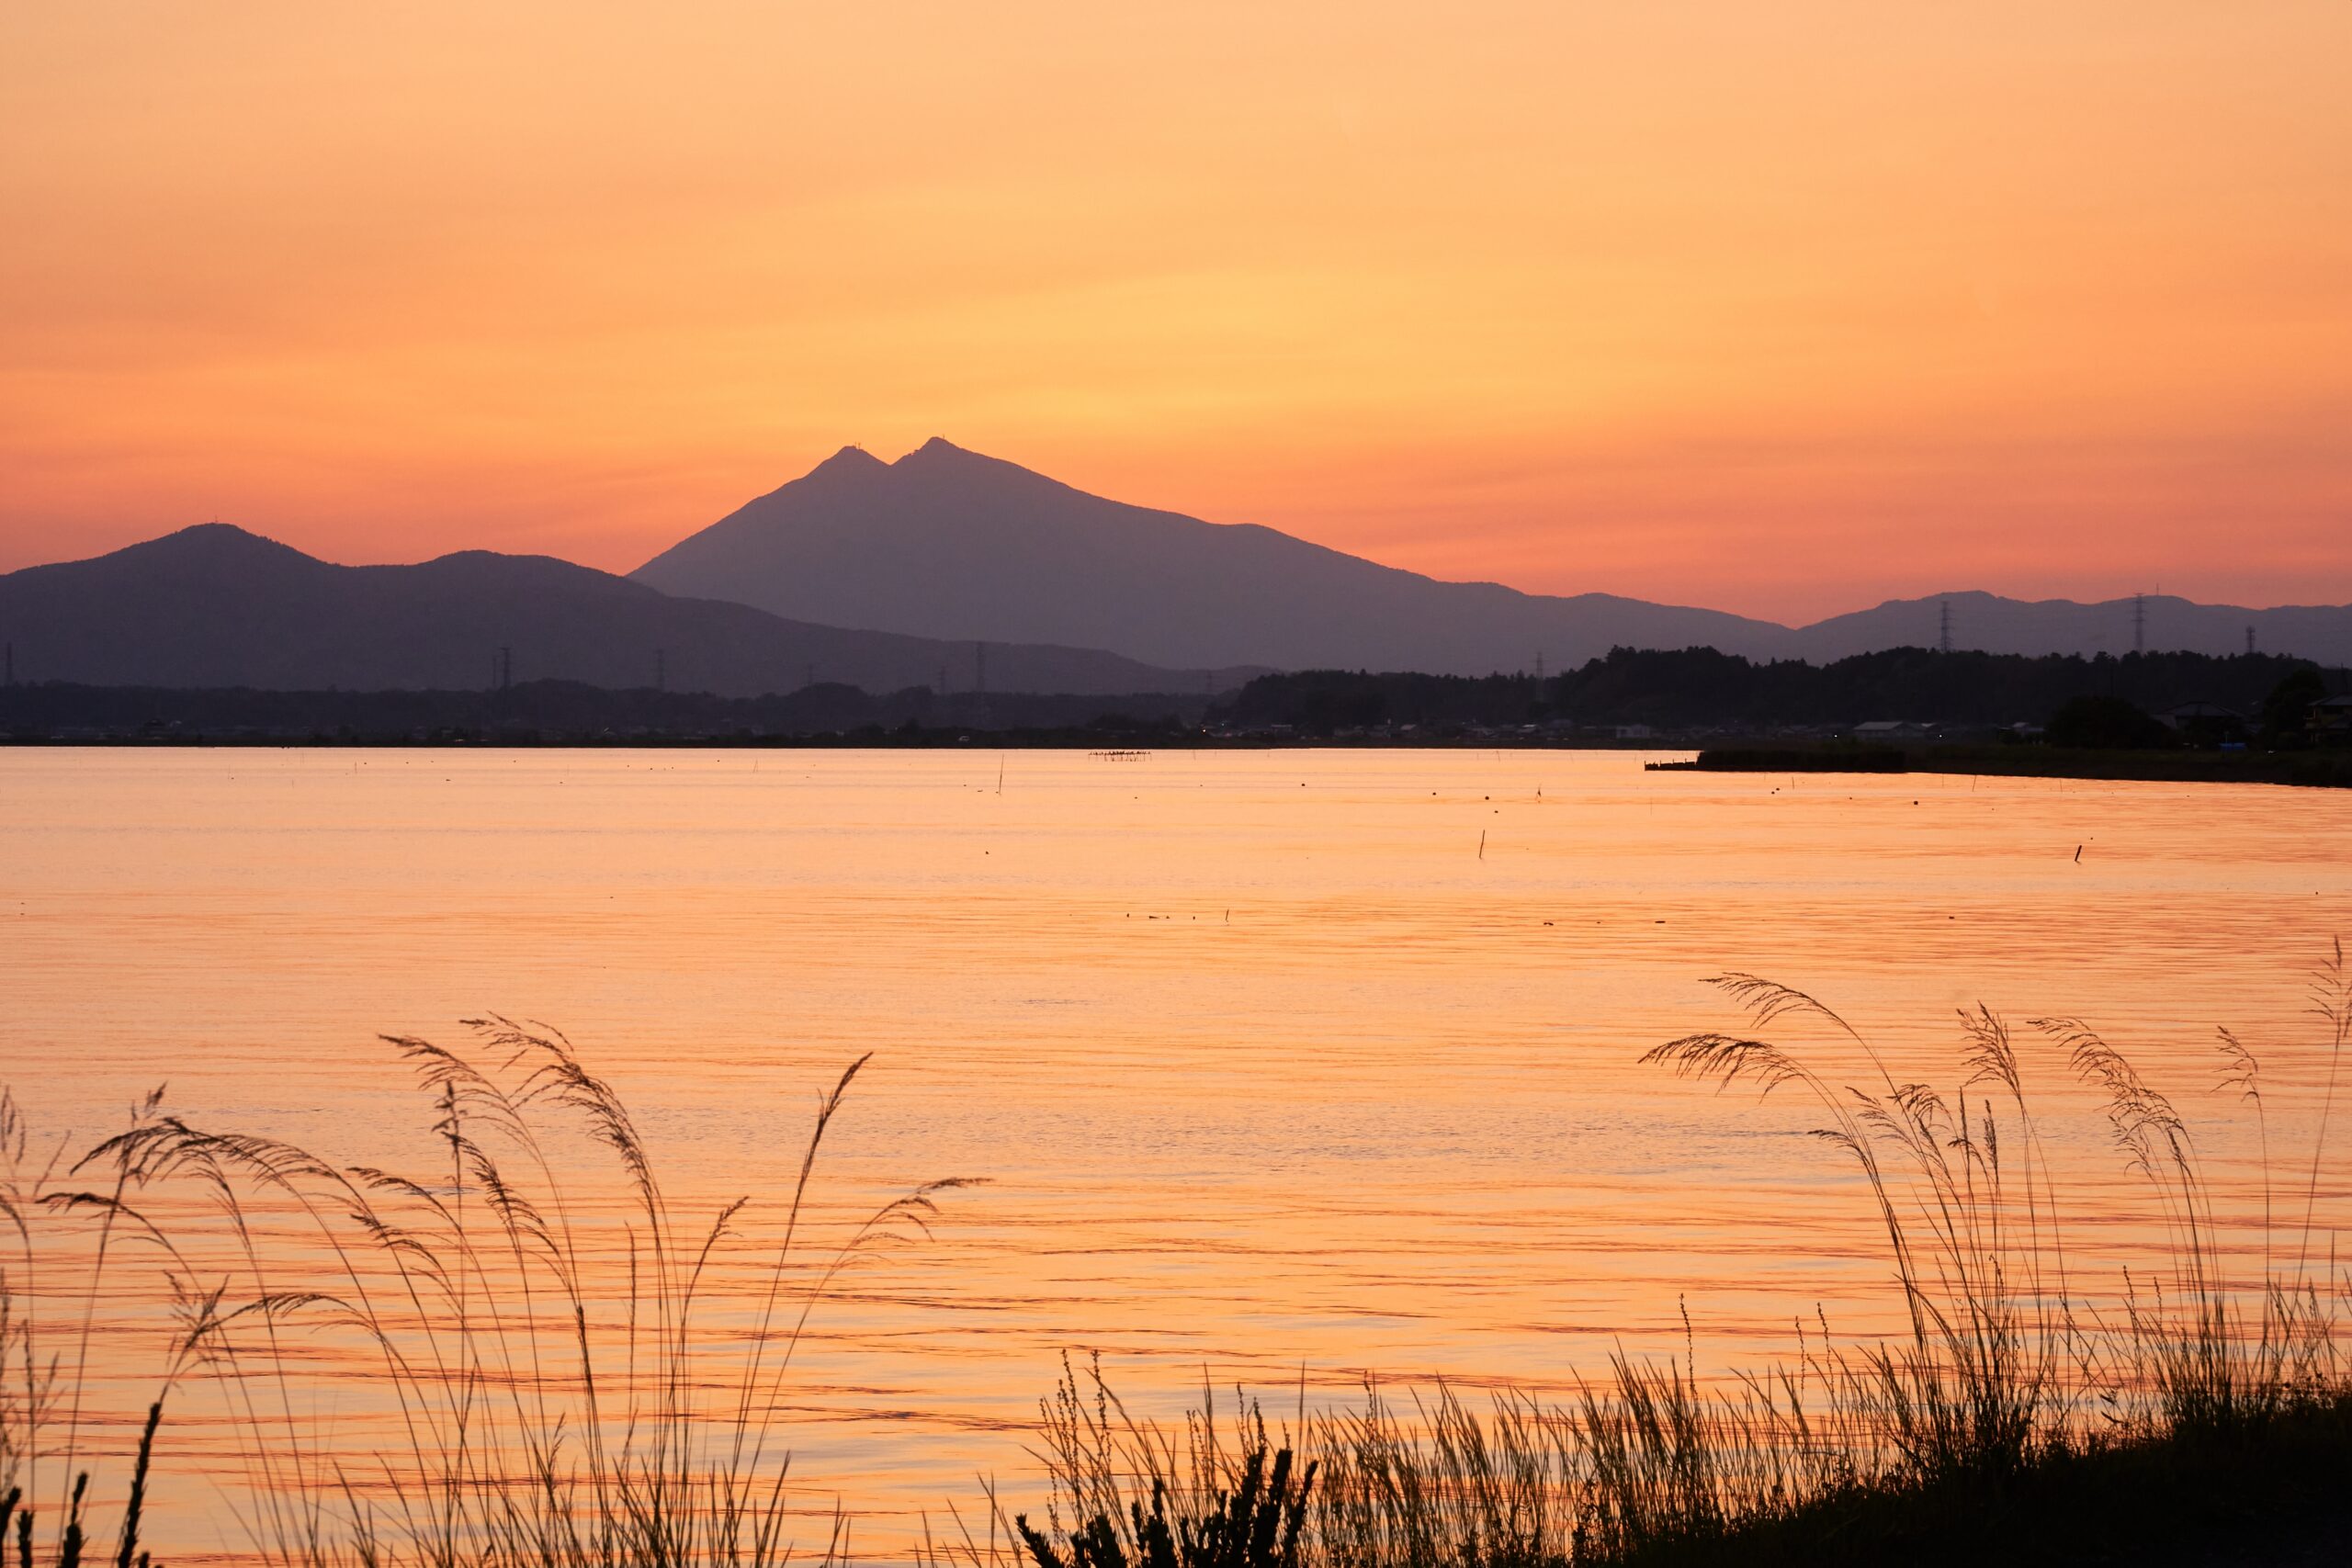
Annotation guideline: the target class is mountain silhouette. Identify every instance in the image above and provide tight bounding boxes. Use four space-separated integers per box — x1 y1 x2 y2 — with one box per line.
635 441 2352 671
0 524 1261 696
633 439 1796 672
1789 589 2352 664
15 466 2349 699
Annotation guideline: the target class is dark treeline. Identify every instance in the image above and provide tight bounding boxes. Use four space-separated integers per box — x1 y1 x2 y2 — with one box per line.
1214 646 2345 733
0 679 1208 742
6 647 2347 745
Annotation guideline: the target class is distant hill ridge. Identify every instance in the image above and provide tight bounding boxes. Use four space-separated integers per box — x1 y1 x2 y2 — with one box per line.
0 523 1261 696
1793 587 2352 666
10 446 2350 698
632 439 2352 671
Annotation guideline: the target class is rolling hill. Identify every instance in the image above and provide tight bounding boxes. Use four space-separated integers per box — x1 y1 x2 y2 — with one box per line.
1789 588 2352 664
0 524 1260 697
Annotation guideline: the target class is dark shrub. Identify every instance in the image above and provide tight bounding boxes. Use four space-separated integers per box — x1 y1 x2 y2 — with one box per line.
2045 694 2170 750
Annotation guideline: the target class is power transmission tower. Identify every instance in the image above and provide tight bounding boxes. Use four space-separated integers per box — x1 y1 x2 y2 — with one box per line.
1535 650 1545 681
1939 599 1952 654
2245 626 2256 657
499 646 513 690
2132 593 2145 654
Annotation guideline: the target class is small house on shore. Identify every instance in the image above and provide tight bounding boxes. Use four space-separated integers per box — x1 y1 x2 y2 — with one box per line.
2314 693 2352 739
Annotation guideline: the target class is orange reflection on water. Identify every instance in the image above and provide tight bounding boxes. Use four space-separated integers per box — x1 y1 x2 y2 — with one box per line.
3 748 2348 1557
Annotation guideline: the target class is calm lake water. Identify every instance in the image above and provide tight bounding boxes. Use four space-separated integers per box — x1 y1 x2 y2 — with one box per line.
6 748 2349 1552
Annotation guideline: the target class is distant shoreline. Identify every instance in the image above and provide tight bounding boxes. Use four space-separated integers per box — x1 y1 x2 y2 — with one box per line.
1651 742 2352 789
0 732 1663 751
5 733 2348 790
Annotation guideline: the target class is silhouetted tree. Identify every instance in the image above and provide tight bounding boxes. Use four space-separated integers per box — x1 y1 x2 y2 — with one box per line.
2260 668 2328 745
2046 695 2171 750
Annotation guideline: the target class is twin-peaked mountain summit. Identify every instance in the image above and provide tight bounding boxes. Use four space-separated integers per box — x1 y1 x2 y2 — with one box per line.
633 438 2352 672
6 439 2350 695
632 438 1788 675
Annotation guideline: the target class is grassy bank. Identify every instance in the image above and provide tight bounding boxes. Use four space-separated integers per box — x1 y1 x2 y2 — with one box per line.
982 1364 2352 1568
1612 1390 2352 1564
6 953 2349 1566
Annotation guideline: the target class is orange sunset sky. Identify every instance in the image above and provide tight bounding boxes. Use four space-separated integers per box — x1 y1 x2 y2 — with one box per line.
4 3 2349 624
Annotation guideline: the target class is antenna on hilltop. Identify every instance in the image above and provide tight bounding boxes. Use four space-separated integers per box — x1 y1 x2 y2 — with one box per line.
1939 599 1953 655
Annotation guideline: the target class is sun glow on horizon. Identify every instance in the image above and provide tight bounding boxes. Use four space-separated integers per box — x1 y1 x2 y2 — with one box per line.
4 2 2349 621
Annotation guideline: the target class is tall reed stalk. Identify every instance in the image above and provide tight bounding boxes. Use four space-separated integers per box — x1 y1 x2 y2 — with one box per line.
5 1022 962 1568
985 944 2352 1567
7 947 2348 1568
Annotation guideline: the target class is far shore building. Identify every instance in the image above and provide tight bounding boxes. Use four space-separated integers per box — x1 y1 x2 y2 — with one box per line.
2156 701 2248 745
2314 693 2352 740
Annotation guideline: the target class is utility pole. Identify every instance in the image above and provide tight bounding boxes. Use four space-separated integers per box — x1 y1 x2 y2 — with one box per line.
1939 599 1952 655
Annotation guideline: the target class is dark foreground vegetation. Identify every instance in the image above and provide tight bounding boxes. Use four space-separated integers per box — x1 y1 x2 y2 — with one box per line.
1619 1393 2352 1564
987 953 2352 1568
4 950 2348 1567
993 1365 2352 1568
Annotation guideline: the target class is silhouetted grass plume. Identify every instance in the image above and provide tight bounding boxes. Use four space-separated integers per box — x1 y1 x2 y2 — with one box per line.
4 1022 966 1568
977 943 2352 1566
7 945 2350 1567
